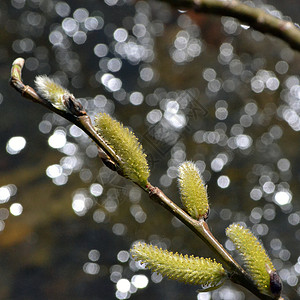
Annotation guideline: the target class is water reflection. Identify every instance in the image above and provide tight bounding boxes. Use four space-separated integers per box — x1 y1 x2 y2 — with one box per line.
217 175 230 189
9 203 23 216
6 136 26 155
1 0 300 299
0 184 17 204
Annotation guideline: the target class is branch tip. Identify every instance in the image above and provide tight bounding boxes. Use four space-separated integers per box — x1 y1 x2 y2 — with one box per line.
12 57 25 68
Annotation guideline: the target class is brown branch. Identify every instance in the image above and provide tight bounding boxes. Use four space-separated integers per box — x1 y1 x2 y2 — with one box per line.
10 58 123 173
146 184 277 300
160 0 300 52
10 58 280 300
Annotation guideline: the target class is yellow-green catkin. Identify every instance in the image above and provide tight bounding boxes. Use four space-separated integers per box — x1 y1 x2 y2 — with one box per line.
226 223 277 296
35 75 72 111
94 113 150 187
178 161 209 219
131 242 226 289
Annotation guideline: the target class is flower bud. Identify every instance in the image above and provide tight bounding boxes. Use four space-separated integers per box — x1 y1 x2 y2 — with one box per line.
131 242 226 289
35 75 73 111
226 223 281 296
94 113 150 187
178 161 209 219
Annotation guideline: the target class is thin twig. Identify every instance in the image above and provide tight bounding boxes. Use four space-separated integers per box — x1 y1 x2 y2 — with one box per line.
146 184 276 300
10 58 123 172
160 0 300 51
10 58 279 300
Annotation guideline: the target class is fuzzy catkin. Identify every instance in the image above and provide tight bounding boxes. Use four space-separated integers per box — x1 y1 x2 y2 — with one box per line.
178 161 209 219
226 223 276 296
131 242 226 288
35 75 71 111
94 113 150 187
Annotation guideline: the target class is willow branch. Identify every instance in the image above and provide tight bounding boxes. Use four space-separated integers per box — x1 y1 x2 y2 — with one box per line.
10 58 279 300
146 184 277 300
160 0 300 52
10 58 123 172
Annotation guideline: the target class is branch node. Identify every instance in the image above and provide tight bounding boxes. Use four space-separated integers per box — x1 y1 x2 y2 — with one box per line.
21 85 30 97
62 94 86 116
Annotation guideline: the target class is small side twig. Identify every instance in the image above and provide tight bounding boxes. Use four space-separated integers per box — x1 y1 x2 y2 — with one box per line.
160 0 300 52
10 58 123 172
146 183 276 300
10 58 280 300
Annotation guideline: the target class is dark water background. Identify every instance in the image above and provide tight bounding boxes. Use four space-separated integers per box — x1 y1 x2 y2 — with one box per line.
0 0 300 299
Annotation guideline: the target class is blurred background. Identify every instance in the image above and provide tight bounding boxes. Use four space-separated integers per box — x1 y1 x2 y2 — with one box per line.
0 0 300 299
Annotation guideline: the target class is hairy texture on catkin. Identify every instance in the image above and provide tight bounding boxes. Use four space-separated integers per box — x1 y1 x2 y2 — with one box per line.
226 224 279 296
35 75 72 111
94 113 150 187
131 242 226 289
178 161 209 219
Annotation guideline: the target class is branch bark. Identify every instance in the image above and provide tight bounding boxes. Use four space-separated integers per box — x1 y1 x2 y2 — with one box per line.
9 59 123 171
160 0 300 51
10 58 279 300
